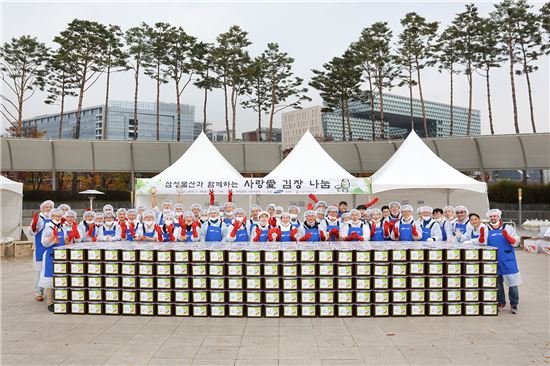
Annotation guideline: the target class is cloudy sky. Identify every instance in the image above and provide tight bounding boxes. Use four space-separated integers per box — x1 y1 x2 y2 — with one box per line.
2 0 549 135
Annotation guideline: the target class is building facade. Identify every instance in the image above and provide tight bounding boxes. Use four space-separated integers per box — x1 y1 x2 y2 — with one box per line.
22 100 195 141
242 128 282 142
282 93 481 150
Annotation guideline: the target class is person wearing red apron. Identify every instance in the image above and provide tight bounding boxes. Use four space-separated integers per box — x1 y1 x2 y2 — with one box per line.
417 206 442 242
486 209 521 314
201 206 227 242
297 210 326 242
369 208 386 241
390 205 422 241
251 211 271 242
341 209 370 241
28 200 54 302
226 208 250 243
38 208 67 312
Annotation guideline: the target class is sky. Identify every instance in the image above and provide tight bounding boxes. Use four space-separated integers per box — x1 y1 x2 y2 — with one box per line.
2 0 549 136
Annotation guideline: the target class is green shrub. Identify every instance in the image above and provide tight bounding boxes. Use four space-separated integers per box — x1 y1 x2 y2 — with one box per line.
488 181 550 204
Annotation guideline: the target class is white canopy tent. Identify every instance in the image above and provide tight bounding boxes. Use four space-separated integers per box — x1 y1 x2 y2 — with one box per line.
370 130 489 214
0 175 24 240
255 130 371 209
135 132 248 209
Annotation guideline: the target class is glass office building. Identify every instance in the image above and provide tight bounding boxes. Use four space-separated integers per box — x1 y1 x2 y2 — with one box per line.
22 100 195 141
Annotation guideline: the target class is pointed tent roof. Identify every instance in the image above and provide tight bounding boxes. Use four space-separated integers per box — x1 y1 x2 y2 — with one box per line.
152 132 244 181
0 175 23 195
266 130 355 180
371 130 486 193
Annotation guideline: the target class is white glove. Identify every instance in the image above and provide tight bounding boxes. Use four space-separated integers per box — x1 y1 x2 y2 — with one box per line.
462 240 473 245
426 238 434 242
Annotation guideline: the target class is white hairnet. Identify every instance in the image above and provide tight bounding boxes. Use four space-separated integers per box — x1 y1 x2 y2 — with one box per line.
174 203 184 210
325 206 339 215
103 204 114 211
58 204 71 211
258 210 269 218
208 206 220 213
389 201 401 209
116 208 127 215
161 199 173 207
104 211 115 219
64 210 77 218
486 208 502 218
191 204 201 210
418 206 433 214
83 211 95 219
401 204 413 212
443 205 455 212
143 210 156 219
455 206 469 214
50 208 63 217
40 200 55 210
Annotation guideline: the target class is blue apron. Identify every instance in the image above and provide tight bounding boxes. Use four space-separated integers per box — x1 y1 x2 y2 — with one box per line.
347 223 364 241
44 225 65 278
205 221 223 242
253 225 269 242
162 225 174 242
303 223 320 242
142 224 157 239
183 225 194 242
325 219 340 232
439 220 448 241
125 222 136 241
371 222 385 241
223 218 233 226
103 226 116 237
454 220 469 235
34 216 50 262
234 224 249 242
420 220 435 241
291 220 300 229
488 224 519 275
279 226 292 242
399 220 414 241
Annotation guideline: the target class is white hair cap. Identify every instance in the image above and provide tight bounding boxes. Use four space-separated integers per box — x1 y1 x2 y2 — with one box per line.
40 200 55 210
401 204 413 212
250 204 262 211
136 205 146 210
64 210 77 218
325 206 339 214
183 210 194 218
258 210 269 218
50 208 63 217
370 208 382 215
104 211 115 219
127 209 137 216
161 199 173 207
349 209 361 216
224 210 234 217
342 212 351 218
304 210 316 218
58 204 71 211
116 208 127 215
103 204 114 211
418 206 433 214
208 206 220 213
174 203 184 210
443 205 455 212
266 204 276 210
275 206 284 212
224 201 235 208
455 205 469 214
281 211 291 218
191 204 201 210
486 208 502 218
315 200 327 207
143 210 156 219
95 212 104 219
83 211 95 219
234 208 245 215
389 201 401 209
288 205 300 213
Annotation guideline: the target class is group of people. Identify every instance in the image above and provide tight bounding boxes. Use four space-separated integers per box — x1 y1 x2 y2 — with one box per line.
29 192 521 313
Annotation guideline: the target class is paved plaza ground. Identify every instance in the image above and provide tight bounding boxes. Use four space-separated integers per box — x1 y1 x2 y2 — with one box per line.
1 250 548 366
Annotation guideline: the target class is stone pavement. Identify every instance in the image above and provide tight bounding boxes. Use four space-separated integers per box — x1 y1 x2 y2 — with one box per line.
1 251 548 366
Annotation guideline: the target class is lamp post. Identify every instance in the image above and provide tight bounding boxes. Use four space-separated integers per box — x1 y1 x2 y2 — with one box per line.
518 188 523 226
78 189 105 210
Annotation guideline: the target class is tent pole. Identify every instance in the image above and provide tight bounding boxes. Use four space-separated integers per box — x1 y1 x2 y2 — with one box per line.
446 189 450 206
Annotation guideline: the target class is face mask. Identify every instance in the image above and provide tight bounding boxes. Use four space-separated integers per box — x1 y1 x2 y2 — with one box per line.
290 214 297 220
163 208 171 214
105 221 114 226
175 212 183 217
422 216 431 221
52 219 61 225
435 217 443 223
235 217 243 222
95 222 104 227
144 220 154 226
275 213 282 218
165 220 173 226
85 219 94 225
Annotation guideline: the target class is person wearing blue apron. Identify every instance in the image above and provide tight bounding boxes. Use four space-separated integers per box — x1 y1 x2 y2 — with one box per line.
63 210 81 244
288 205 301 229
179 211 201 242
29 200 54 302
201 206 227 242
338 201 348 218
173 203 185 227
417 206 443 242
391 205 422 241
457 213 488 245
226 208 249 243
38 208 67 312
342 209 370 241
251 211 271 242
322 206 341 241
153 198 173 226
297 210 325 242
101 212 121 241
78 211 96 243
223 210 234 227
486 208 521 314
277 212 298 242
452 206 471 239
116 208 127 224
160 212 180 242
123 209 140 241
433 208 453 242
135 210 162 242
369 208 386 241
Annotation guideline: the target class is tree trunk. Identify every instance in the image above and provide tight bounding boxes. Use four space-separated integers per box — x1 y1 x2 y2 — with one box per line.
175 78 181 142
75 76 86 139
408 66 414 133
449 66 454 136
415 58 428 138
223 80 230 140
58 87 65 139
367 79 375 141
71 172 78 194
156 63 161 141
520 51 536 133
133 62 140 140
507 39 520 134
15 67 26 137
345 100 353 141
378 69 385 139
485 67 495 135
466 68 473 135
257 104 262 142
268 86 276 142
231 88 237 142
103 63 111 140
341 100 346 141
202 68 209 132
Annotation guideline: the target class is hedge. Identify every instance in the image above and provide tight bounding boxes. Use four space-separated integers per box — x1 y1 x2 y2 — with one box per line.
488 181 550 204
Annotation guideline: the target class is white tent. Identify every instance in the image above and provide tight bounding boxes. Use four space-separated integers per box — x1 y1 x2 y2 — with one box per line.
135 132 247 209
0 175 24 240
370 130 489 214
257 130 370 209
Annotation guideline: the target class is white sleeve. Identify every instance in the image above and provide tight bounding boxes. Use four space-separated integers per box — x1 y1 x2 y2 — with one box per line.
340 224 350 239
505 225 521 247
113 225 122 241
41 225 56 247
296 225 307 241
28 215 45 236
431 223 442 241
250 224 260 242
226 224 237 242
362 224 371 241
412 222 422 241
